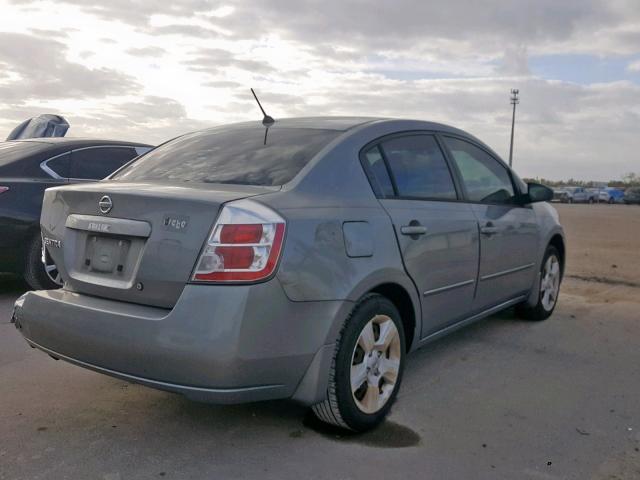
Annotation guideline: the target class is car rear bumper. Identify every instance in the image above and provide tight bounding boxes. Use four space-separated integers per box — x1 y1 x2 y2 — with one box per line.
12 281 349 405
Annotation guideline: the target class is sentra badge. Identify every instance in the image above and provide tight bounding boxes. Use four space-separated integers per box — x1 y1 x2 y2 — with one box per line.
87 222 111 233
43 237 62 248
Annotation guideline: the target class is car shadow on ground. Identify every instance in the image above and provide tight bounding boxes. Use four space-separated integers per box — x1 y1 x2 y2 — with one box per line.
128 308 520 448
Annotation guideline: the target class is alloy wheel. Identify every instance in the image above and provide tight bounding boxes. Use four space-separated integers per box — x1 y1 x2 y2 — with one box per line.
350 315 401 414
540 255 560 311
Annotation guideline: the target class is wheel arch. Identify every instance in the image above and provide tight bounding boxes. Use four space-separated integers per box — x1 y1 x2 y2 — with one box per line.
368 283 418 352
524 230 566 308
548 233 566 276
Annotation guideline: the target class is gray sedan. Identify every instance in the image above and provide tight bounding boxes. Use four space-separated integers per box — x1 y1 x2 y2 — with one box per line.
13 117 565 432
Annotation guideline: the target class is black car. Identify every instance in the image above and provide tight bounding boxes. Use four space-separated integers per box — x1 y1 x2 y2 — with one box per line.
0 138 152 289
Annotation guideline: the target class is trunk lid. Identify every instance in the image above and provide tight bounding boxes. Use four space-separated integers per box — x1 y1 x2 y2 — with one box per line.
41 181 276 308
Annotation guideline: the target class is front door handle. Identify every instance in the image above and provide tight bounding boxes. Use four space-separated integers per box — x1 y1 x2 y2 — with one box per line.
480 222 500 236
401 225 428 236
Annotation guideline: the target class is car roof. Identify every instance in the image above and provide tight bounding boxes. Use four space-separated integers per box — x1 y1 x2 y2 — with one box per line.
211 116 477 135
12 138 152 148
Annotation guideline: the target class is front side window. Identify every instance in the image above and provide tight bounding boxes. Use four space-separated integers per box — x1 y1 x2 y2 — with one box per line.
114 126 341 186
379 135 457 200
71 147 139 180
444 137 515 204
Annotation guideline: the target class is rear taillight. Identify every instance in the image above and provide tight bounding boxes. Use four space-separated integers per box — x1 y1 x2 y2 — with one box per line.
192 199 286 282
0 186 9 194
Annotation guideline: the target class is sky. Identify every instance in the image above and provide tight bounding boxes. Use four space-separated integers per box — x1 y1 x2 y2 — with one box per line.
0 0 639 181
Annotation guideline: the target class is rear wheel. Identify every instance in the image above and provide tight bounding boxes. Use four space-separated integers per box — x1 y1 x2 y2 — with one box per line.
517 245 562 321
23 235 62 290
312 294 406 432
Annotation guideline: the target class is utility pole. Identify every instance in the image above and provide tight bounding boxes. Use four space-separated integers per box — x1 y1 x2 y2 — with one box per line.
508 88 519 168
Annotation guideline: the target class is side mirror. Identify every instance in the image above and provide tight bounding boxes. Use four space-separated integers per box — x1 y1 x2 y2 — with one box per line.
523 182 553 203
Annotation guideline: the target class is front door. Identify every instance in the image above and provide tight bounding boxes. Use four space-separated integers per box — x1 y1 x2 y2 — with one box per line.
442 136 539 311
362 134 480 337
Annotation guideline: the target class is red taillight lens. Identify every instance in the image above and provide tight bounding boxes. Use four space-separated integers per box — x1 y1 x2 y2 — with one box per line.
192 200 286 283
220 224 263 244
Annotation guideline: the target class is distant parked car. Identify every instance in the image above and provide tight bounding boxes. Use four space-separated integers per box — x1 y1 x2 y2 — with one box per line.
0 138 152 289
599 188 624 204
624 186 640 204
552 188 571 203
557 187 597 204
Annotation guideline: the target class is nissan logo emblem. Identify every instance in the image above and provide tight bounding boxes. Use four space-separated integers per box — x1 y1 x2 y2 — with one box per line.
98 195 113 214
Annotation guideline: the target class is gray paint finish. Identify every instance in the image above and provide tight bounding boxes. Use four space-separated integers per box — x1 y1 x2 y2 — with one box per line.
380 199 479 336
14 116 565 407
14 281 347 403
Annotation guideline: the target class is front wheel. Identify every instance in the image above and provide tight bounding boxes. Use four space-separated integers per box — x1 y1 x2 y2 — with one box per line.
312 294 406 432
517 246 562 321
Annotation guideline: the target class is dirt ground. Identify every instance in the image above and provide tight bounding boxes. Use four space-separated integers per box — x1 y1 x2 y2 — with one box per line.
557 203 640 287
1 203 639 480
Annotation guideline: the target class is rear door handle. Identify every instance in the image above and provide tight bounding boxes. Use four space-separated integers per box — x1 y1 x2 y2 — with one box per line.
401 225 428 236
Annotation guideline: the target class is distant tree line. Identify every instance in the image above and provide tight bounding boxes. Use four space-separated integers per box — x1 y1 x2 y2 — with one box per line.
523 172 640 188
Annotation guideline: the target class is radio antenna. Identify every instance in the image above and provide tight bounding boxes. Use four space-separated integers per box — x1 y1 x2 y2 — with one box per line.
251 88 275 127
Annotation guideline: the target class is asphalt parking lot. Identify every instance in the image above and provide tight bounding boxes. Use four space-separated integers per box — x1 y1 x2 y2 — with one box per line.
1 204 639 480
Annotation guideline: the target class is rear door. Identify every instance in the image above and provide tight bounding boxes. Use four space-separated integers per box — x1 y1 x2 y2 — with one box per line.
442 136 539 311
363 133 480 337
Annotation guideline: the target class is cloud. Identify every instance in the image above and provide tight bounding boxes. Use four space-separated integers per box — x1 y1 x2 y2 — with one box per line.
146 24 221 38
126 46 166 57
1 0 639 181
183 47 276 75
0 32 139 101
497 46 531 76
627 59 640 71
56 96 211 144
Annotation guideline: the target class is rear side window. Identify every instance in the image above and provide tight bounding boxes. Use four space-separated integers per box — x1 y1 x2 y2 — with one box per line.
71 147 139 180
114 126 341 186
444 137 515 204
379 135 457 200
361 146 395 197
45 153 70 178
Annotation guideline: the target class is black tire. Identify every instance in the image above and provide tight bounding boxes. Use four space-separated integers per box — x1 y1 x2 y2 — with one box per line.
23 235 61 291
312 294 406 432
608 197 614 204
567 198 573 204
588 197 594 204
516 245 562 321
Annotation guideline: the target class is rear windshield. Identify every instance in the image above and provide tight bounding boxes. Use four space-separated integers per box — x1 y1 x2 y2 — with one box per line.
113 125 341 186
